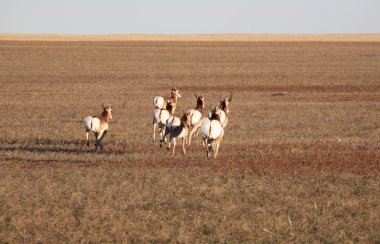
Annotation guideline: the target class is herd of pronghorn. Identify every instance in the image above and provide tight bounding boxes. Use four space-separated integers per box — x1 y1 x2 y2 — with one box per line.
83 86 232 159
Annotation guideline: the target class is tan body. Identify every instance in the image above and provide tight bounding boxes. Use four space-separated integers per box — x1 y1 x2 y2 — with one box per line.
153 86 181 109
186 94 206 145
219 94 232 128
152 102 176 142
83 104 113 150
201 107 224 159
165 112 191 155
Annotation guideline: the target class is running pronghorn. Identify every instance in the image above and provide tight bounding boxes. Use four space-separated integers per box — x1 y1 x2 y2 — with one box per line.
83 104 113 150
209 93 232 128
152 101 176 142
153 86 181 109
186 94 206 145
201 106 224 159
165 111 191 155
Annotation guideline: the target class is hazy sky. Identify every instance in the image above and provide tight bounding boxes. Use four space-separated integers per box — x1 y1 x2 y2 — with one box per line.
1 0 380 34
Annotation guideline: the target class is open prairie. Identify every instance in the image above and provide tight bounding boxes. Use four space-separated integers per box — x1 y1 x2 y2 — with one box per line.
0 37 379 242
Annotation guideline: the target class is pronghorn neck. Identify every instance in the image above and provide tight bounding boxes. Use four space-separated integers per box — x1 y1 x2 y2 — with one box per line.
196 99 204 109
220 101 229 114
171 92 178 104
101 111 111 123
197 107 206 117
222 106 228 114
168 108 175 115
180 115 189 129
166 103 176 115
195 98 205 116
210 111 221 121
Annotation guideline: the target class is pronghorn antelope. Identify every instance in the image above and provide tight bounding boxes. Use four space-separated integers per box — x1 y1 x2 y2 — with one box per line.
201 106 224 159
186 94 206 145
83 104 113 150
209 93 232 128
152 101 176 142
153 86 181 109
165 111 191 155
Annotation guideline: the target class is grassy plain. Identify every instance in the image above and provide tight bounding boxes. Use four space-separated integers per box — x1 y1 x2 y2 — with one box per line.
0 36 379 242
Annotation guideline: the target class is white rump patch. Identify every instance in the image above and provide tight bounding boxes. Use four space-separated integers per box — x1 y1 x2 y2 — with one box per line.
153 96 165 109
83 116 100 133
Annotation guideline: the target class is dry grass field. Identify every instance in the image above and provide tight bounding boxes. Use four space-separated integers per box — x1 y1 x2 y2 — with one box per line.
0 36 379 242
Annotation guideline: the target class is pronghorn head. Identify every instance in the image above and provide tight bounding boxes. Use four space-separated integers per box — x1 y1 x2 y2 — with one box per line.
195 94 205 108
102 103 113 119
220 93 232 114
181 111 192 127
171 86 181 98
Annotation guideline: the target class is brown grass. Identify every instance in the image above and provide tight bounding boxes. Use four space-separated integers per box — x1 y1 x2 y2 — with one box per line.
0 39 379 242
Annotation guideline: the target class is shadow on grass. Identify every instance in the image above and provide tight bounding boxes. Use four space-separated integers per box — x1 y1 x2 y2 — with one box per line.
0 137 128 154
0 145 130 155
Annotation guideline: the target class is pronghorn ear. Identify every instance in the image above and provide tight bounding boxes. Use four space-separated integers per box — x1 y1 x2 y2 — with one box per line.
194 93 198 98
102 103 105 109
229 93 233 102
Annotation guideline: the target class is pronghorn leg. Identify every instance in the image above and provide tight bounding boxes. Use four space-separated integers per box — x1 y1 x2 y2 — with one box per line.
160 125 169 147
206 139 214 159
167 136 171 151
160 128 169 148
172 138 176 155
153 122 157 142
96 130 107 150
204 139 210 159
187 127 194 145
182 137 186 154
194 127 201 139
85 131 90 146
165 124 172 145
159 124 166 143
188 124 200 145
192 126 200 140
214 141 220 159
94 132 99 147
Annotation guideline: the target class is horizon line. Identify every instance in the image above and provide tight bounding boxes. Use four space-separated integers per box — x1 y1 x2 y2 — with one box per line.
1 33 380 42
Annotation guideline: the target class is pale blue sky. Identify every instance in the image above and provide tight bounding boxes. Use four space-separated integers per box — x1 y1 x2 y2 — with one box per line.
1 0 379 34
